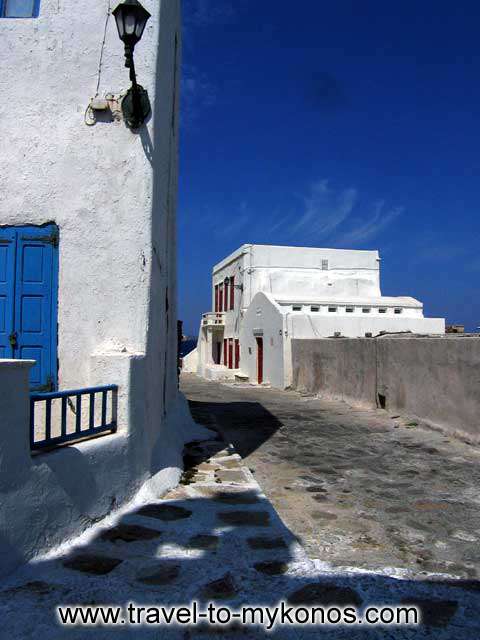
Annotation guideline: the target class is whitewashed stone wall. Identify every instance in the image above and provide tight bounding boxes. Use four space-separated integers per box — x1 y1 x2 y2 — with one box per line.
240 291 444 389
292 336 480 442
0 0 204 577
0 0 179 398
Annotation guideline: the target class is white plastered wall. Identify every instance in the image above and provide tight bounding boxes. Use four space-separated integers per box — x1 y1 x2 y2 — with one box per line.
0 0 206 578
247 245 381 302
212 249 247 340
240 292 285 388
0 0 182 408
240 292 444 390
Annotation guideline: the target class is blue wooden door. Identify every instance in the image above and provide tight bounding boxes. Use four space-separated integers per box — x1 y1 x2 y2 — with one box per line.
0 229 16 360
0 225 58 391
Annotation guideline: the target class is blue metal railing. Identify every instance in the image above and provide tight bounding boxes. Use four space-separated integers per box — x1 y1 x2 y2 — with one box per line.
30 385 118 451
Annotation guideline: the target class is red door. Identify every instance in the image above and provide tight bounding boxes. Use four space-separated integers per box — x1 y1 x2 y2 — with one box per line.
256 337 263 384
234 339 240 368
228 338 233 369
223 339 227 365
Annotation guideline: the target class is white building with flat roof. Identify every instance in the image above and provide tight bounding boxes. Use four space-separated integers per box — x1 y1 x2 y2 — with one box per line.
184 244 445 388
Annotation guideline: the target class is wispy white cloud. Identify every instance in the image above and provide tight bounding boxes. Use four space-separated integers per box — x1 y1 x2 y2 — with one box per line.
183 0 237 27
293 180 358 236
269 213 295 235
285 180 404 247
181 1 236 127
181 65 217 128
215 202 252 238
334 201 404 246
200 182 403 249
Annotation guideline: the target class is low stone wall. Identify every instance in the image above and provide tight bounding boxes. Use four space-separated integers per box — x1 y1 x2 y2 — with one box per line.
292 338 377 407
292 336 480 442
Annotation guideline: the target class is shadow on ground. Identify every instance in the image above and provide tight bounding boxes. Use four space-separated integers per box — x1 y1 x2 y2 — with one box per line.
183 375 480 581
1 427 479 639
187 399 284 459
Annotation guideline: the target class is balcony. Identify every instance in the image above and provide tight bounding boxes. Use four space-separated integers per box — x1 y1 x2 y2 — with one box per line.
202 312 225 327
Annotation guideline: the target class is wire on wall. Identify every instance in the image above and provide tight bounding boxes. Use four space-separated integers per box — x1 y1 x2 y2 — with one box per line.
96 0 112 96
85 1 112 126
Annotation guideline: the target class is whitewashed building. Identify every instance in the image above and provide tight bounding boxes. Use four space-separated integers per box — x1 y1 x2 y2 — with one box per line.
185 244 445 388
0 0 203 577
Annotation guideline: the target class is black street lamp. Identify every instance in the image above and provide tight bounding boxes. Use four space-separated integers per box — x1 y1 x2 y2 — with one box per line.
112 0 152 129
224 276 243 291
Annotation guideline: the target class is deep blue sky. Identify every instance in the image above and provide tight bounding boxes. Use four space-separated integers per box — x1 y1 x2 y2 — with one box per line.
178 0 480 335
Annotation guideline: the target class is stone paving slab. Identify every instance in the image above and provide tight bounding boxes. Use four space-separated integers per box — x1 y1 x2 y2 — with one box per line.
182 374 480 583
0 397 479 638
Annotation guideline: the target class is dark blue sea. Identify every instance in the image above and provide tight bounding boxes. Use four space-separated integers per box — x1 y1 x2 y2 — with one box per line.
180 339 197 358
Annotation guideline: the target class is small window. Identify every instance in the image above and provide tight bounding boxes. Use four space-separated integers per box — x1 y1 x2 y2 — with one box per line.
379 308 387 314
1 0 39 17
394 308 402 315
328 306 337 313
346 306 354 313
362 308 371 314
321 259 329 270
310 306 320 312
292 305 302 311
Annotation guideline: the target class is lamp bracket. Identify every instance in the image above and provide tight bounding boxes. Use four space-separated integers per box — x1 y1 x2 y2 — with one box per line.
121 84 151 129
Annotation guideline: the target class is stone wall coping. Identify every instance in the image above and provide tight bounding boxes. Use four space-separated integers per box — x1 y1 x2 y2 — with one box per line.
0 359 36 368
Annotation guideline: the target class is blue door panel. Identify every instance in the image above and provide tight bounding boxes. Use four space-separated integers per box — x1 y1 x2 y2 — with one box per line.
22 244 45 283
21 295 43 332
0 225 58 391
0 230 16 360
20 346 43 386
15 227 57 391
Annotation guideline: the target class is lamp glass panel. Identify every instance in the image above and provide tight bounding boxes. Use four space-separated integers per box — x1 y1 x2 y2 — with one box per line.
124 13 136 35
4 0 36 17
114 12 125 37
135 14 148 37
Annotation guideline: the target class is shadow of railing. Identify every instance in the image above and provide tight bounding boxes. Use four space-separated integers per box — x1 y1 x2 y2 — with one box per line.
1 433 477 638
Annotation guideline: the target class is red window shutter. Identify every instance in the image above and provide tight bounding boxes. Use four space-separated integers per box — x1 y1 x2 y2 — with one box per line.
228 339 233 369
219 287 223 312
215 285 219 312
235 339 240 368
224 279 229 311
223 339 227 365
230 276 234 310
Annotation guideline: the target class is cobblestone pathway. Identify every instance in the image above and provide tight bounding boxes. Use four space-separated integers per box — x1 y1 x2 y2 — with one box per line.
1 378 479 638
182 374 480 581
